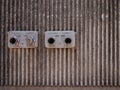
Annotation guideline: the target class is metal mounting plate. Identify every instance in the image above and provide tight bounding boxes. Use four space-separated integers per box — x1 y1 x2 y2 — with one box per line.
45 31 75 48
8 31 38 48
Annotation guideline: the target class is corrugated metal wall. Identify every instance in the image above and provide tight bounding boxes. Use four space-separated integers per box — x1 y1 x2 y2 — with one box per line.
0 0 120 86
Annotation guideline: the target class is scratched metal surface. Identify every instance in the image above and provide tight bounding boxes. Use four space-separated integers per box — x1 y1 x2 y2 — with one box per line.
0 0 120 86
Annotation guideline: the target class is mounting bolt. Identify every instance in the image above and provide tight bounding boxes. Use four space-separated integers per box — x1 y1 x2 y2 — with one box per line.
27 37 35 46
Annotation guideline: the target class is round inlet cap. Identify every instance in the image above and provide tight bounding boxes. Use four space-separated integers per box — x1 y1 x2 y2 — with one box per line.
65 38 72 44
48 38 55 44
10 37 17 44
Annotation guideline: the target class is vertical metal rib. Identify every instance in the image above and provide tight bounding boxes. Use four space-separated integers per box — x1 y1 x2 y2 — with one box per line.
54 0 58 85
119 0 120 86
0 0 4 86
4 0 9 85
63 0 67 86
65 0 71 86
30 0 33 86
75 0 80 86
41 0 46 86
49 0 54 86
105 0 109 86
37 0 40 85
0 0 1 85
88 0 92 86
113 0 119 86
58 0 62 86
33 0 38 86
46 0 50 86
62 0 67 86
71 0 75 86
80 0 84 86
25 0 29 86
84 0 88 86
9 0 14 85
13 0 16 86
88 2 92 85
33 0 37 86
21 0 25 86
101 0 105 86
97 0 102 86
17 0 21 86
109 0 113 86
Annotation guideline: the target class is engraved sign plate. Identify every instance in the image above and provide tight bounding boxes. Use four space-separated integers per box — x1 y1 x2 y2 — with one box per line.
8 31 38 48
45 31 75 48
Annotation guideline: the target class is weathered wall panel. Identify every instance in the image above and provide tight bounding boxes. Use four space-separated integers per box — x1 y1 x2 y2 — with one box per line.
0 0 120 86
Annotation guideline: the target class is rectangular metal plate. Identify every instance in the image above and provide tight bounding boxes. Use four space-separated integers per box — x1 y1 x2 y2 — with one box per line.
8 31 38 48
45 31 75 48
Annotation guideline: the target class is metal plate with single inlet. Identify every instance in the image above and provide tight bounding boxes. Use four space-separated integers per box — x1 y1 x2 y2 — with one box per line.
45 31 75 48
8 31 38 48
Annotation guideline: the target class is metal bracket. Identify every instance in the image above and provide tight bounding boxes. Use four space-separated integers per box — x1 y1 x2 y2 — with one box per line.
8 31 38 48
45 31 75 48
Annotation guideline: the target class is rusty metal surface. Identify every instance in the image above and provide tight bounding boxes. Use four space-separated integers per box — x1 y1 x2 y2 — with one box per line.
0 0 120 86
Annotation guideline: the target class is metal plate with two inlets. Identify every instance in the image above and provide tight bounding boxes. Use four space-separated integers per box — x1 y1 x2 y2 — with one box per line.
8 31 38 48
45 31 75 48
